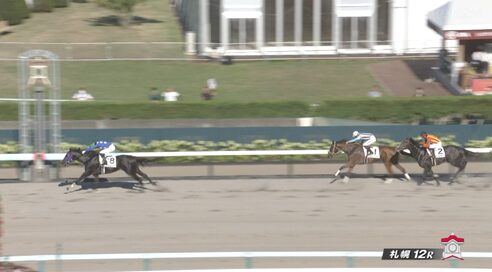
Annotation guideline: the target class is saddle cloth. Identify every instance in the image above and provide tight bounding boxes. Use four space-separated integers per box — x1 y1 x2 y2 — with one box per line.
363 146 380 159
432 147 446 158
99 154 117 168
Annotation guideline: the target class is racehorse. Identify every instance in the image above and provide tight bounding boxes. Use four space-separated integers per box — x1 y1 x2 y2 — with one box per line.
328 140 411 183
62 148 155 191
396 137 476 185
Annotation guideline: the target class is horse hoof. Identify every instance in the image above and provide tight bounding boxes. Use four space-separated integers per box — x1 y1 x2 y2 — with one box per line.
404 173 411 181
384 179 393 184
342 176 349 183
334 170 340 177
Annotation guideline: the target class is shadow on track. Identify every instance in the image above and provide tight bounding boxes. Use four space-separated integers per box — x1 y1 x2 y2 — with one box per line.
58 178 167 194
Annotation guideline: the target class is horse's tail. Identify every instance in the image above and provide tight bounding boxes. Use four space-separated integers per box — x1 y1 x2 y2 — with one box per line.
463 148 479 157
137 158 158 166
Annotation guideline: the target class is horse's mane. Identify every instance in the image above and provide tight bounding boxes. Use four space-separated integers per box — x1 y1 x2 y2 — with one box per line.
408 137 420 145
69 147 82 153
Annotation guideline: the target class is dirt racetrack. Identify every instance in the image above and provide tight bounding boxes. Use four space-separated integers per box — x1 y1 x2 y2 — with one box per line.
1 163 492 271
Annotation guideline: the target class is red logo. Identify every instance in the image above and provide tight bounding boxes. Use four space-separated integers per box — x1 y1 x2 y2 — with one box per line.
441 233 464 260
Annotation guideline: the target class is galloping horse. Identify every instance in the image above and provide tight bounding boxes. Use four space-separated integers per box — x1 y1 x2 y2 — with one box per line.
62 148 155 191
328 140 411 183
396 138 476 185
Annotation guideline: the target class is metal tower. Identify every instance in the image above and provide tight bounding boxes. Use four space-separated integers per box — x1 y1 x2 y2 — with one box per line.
18 50 61 181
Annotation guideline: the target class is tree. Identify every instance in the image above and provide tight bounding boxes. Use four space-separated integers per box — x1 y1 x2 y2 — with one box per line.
95 0 147 26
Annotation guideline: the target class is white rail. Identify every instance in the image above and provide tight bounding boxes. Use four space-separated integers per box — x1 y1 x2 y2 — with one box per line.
3 250 492 262
0 148 490 161
0 251 382 262
1 251 491 271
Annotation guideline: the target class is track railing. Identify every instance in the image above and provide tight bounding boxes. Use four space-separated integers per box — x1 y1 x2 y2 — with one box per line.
1 251 490 271
0 148 491 161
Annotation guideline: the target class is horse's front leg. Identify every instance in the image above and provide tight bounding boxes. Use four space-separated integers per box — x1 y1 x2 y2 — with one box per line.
342 165 356 183
66 170 92 192
334 162 351 177
423 167 440 186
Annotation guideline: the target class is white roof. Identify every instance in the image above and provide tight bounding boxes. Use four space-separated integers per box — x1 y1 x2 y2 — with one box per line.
428 0 492 31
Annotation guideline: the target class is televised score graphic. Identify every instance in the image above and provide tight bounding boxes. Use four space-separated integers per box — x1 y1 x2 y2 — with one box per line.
382 233 464 261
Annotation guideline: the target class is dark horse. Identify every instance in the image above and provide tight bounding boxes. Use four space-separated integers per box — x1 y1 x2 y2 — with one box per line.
328 140 411 183
396 137 476 185
62 148 155 191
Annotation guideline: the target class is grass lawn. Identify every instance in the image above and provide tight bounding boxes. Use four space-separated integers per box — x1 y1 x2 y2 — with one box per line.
0 59 383 103
0 0 182 42
0 0 387 103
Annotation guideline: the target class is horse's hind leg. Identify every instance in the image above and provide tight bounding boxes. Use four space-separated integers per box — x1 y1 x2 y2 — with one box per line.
393 163 411 181
450 161 467 185
136 168 155 185
383 161 394 184
427 168 440 186
130 173 144 185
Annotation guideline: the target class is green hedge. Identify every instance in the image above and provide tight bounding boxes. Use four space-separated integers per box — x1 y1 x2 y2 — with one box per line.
316 96 492 123
0 96 491 123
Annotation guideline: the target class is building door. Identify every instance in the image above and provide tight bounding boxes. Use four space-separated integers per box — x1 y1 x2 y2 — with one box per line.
340 17 369 49
229 19 257 49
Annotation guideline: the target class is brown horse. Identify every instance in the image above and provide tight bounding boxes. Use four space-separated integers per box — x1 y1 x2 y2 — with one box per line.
328 140 411 183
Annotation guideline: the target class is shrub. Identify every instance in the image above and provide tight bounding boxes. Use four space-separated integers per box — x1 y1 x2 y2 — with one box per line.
32 0 54 12
0 0 30 25
54 0 68 7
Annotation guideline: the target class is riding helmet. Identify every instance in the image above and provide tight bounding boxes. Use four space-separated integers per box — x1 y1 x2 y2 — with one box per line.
352 131 359 137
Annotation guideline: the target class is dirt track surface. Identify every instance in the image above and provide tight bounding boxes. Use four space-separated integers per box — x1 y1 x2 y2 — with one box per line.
2 163 492 271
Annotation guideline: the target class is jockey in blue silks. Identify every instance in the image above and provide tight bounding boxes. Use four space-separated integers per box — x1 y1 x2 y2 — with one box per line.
84 140 116 166
347 131 377 155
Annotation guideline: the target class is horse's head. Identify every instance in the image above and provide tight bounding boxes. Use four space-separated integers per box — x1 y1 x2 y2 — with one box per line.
63 148 83 166
396 138 414 152
327 140 347 158
327 141 337 158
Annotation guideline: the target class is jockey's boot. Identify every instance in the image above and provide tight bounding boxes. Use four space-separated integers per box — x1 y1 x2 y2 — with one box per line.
98 154 106 171
366 146 373 156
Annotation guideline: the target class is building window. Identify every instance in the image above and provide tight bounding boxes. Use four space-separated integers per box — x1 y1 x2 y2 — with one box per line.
209 0 221 47
320 0 333 45
264 0 276 45
376 0 390 45
246 19 257 49
284 0 295 44
341 17 352 49
302 0 314 45
229 19 240 49
357 17 368 48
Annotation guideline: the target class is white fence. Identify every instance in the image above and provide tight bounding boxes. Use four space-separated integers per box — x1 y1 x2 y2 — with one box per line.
0 148 491 162
1 251 491 271
0 41 454 61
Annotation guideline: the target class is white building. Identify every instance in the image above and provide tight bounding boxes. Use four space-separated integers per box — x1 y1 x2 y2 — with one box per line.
175 0 458 57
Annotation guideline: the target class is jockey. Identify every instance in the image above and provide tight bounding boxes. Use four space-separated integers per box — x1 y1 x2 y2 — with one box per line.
347 131 376 155
420 131 442 157
84 140 115 166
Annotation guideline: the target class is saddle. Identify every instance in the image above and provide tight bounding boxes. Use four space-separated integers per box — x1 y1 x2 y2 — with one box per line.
423 148 438 166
